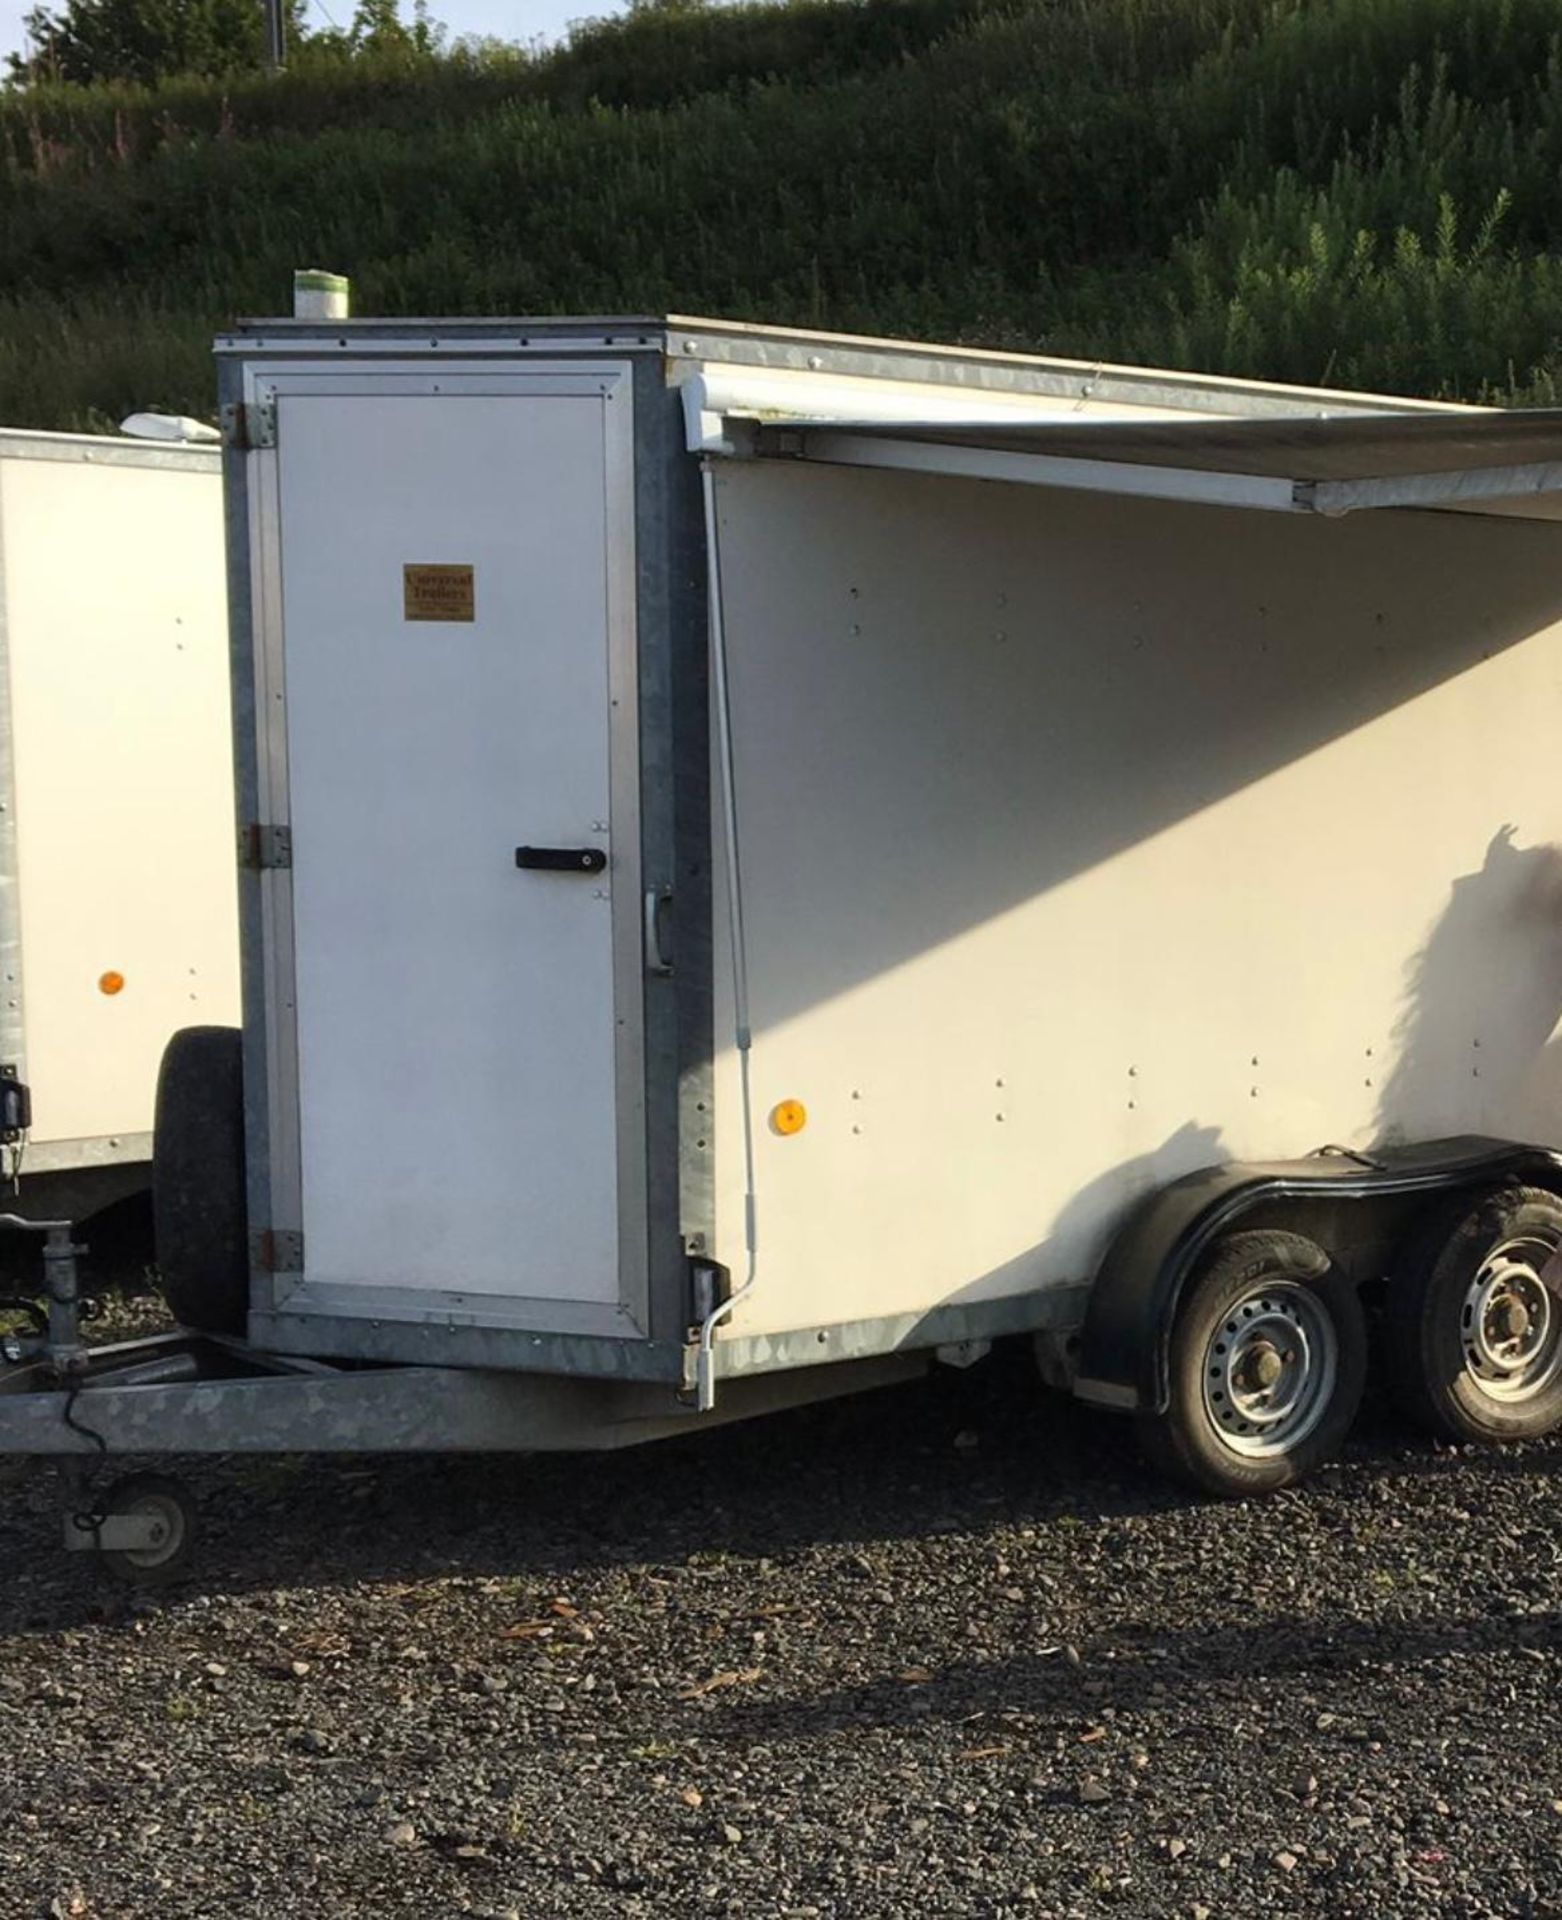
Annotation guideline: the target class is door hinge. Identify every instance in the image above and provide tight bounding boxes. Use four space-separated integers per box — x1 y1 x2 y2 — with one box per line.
254 1228 304 1274
220 399 276 451
240 823 292 870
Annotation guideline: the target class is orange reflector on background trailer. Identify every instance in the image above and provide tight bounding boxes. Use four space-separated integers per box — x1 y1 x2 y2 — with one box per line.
770 1099 807 1136
98 971 125 996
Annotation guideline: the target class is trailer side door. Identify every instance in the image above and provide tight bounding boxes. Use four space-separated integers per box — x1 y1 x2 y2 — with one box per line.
257 365 645 1338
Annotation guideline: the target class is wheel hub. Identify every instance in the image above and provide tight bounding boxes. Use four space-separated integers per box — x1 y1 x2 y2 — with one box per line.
1240 1341 1286 1391
1496 1298 1531 1343
1201 1282 1338 1459
1462 1237 1562 1402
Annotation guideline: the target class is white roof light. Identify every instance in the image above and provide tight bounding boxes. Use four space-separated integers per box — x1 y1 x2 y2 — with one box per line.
119 412 222 445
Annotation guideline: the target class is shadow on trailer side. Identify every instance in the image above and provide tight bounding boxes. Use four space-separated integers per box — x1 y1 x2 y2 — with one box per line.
1376 824 1562 1149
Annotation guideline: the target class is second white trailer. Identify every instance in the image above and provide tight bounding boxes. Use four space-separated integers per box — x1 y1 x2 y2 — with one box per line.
0 430 239 1224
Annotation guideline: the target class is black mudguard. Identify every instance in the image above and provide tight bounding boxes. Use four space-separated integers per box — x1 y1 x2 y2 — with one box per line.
1073 1135 1562 1414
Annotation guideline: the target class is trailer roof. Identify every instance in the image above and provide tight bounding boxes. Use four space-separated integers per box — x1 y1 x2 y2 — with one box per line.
220 312 1560 517
0 427 219 474
222 312 1461 424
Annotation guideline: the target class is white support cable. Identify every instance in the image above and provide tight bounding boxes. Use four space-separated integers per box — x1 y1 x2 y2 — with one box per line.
695 460 760 1412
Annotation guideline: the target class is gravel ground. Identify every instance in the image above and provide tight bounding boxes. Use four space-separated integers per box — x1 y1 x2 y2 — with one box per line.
3 1340 1562 1920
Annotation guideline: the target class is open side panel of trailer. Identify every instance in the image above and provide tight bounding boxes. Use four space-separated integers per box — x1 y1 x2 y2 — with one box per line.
700 452 1562 1353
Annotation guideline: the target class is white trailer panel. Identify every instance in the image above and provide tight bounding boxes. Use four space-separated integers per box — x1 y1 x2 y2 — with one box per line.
0 433 239 1194
707 458 1562 1339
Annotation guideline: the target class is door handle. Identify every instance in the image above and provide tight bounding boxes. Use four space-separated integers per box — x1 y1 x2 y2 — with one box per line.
515 846 607 874
645 888 674 975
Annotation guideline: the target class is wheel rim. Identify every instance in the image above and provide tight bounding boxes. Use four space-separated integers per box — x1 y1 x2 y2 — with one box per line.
1200 1280 1338 1458
118 1493 187 1570
1460 1233 1562 1403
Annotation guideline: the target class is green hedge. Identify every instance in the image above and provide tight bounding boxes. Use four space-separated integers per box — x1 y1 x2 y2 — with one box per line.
4 0 1562 428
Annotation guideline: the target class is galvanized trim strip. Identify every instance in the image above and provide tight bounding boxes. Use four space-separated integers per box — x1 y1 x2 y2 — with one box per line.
1305 458 1562 517
699 1283 1092 1387
665 316 1467 422
221 352 283 1324
0 430 220 475
22 1131 152 1173
0 464 24 1088
215 324 667 357
247 1308 687 1383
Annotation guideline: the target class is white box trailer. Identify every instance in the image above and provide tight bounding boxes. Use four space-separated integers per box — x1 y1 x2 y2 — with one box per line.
10 316 1562 1579
0 430 239 1225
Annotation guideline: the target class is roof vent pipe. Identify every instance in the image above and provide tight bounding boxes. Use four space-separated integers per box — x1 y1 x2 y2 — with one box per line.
294 270 350 321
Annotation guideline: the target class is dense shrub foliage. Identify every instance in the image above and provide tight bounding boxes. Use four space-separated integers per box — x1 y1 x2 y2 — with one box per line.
3 0 1562 427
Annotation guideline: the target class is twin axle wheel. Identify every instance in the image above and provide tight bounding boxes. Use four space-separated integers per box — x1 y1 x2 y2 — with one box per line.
1141 1185 1562 1497
1387 1186 1562 1442
1143 1230 1367 1496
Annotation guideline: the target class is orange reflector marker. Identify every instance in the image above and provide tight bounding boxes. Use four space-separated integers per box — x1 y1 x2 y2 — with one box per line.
770 1099 807 1137
98 971 125 996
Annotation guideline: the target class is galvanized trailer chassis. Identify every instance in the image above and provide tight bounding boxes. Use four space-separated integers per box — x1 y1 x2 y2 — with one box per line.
3 1133 1558 1440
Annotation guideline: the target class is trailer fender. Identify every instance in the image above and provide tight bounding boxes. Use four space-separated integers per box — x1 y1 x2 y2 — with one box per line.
1072 1135 1562 1415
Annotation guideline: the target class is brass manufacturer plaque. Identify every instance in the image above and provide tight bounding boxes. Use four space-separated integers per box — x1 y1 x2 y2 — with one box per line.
403 563 475 623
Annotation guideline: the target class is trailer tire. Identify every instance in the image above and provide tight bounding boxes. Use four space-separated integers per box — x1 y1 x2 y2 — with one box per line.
153 1025 248 1337
1139 1230 1367 1497
1388 1184 1562 1443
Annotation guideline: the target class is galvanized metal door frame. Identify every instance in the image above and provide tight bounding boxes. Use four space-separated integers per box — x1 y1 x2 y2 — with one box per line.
0 451 23 1104
232 357 653 1347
